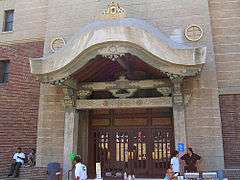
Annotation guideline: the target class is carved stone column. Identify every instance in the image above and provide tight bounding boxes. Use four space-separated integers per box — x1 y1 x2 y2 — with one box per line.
62 87 79 180
78 110 89 164
170 75 187 151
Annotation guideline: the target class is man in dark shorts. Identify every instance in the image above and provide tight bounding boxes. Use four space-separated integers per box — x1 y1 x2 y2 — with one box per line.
181 147 201 172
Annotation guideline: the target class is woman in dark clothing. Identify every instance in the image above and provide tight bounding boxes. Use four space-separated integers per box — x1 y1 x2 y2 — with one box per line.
181 147 201 172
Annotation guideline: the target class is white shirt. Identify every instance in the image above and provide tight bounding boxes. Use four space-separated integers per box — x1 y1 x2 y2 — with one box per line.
13 152 25 165
75 162 87 180
171 156 180 173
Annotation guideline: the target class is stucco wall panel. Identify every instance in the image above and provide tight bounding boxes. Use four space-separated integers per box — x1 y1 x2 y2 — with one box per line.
43 0 210 53
0 0 47 44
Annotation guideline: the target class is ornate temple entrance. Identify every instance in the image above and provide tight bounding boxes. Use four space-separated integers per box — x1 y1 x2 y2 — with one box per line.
29 4 206 179
88 108 174 178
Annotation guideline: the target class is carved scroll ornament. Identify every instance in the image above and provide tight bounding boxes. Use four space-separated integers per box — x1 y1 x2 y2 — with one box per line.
98 45 127 61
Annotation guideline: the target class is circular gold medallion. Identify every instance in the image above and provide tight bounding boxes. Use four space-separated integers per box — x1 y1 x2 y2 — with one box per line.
50 37 66 52
185 25 203 42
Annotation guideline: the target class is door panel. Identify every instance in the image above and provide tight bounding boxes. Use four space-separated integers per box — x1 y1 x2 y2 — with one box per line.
88 108 174 179
150 128 173 177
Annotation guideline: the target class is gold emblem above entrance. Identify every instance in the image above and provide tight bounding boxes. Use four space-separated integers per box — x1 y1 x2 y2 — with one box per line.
99 1 127 20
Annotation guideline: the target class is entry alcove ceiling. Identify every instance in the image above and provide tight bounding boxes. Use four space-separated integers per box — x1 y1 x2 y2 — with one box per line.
71 53 168 83
29 18 207 83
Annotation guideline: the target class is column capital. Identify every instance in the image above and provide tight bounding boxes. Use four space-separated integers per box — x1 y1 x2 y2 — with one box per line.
172 95 184 106
169 74 184 106
168 74 184 84
64 97 75 107
62 86 76 107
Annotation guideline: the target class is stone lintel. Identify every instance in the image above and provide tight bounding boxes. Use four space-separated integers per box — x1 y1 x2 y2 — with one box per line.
78 78 171 91
76 97 172 109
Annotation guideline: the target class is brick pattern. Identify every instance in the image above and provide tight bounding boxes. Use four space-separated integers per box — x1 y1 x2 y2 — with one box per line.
219 95 240 168
0 41 44 175
19 167 47 180
209 0 240 94
224 169 240 180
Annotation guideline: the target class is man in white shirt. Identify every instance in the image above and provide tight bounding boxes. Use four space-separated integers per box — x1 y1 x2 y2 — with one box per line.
170 150 180 176
8 147 26 177
74 156 87 180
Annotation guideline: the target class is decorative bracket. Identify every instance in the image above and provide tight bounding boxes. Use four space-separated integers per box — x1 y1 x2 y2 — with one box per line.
98 45 128 61
78 76 173 99
110 88 137 98
157 87 172 97
77 90 92 99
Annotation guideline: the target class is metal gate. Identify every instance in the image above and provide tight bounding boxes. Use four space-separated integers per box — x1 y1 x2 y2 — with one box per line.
88 108 174 179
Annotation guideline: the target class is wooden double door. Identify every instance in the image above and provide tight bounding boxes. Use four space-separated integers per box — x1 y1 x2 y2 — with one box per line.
88 108 174 179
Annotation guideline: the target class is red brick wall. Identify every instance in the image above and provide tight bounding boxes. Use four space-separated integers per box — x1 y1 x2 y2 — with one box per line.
0 41 44 175
219 95 240 168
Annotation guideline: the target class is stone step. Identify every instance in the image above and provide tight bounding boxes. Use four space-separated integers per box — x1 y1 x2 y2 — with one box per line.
1 166 48 180
3 167 239 180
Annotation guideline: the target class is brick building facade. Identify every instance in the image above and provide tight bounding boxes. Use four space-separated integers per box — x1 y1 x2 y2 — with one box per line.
0 42 44 174
0 0 239 179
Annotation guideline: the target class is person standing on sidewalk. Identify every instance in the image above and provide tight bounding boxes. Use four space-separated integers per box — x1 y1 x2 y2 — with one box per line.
181 147 201 172
170 150 180 176
74 156 87 180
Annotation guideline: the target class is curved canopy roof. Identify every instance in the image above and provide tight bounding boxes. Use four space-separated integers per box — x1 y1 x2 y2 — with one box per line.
30 18 206 83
